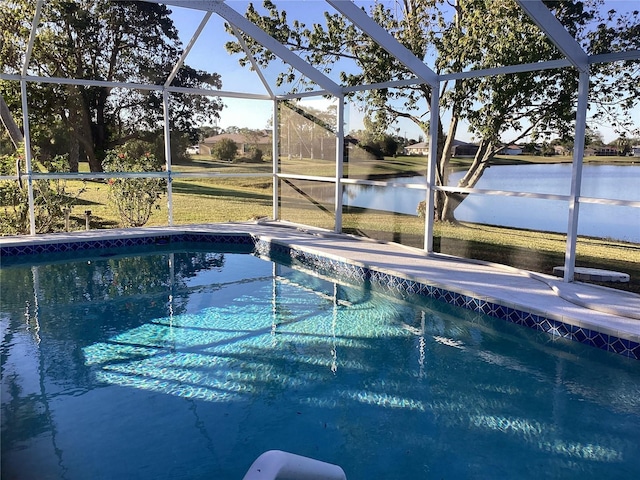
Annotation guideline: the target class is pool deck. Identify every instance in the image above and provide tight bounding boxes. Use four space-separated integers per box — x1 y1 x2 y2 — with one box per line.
1 221 639 354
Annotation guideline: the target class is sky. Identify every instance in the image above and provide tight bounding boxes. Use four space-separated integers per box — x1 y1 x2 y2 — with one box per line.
167 0 638 144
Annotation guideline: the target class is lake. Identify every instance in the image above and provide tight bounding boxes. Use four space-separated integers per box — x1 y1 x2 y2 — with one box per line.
342 164 640 243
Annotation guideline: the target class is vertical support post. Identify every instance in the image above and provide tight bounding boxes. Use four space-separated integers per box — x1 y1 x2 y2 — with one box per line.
162 89 174 226
84 210 91 230
272 98 279 220
563 68 589 283
21 80 36 235
20 0 43 236
63 207 71 232
424 85 440 253
334 95 345 233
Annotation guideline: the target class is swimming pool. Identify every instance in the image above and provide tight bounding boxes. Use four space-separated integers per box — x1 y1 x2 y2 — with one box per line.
2 242 639 479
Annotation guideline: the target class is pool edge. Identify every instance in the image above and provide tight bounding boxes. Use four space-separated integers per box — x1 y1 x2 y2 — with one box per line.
1 225 638 360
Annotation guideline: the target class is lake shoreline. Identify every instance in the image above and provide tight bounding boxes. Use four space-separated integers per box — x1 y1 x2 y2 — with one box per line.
344 163 640 243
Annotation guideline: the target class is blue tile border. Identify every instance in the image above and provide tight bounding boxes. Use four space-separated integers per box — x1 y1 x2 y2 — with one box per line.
2 233 638 360
0 233 254 257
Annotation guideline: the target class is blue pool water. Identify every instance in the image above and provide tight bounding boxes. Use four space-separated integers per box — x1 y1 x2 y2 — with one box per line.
2 245 640 479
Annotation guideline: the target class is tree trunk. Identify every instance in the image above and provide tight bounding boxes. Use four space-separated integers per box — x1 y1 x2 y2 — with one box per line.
440 192 466 222
67 85 103 172
69 134 79 172
439 139 495 221
434 113 458 220
93 88 109 159
0 95 24 150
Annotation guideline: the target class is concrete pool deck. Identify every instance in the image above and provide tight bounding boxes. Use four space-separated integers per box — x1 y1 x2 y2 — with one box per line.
1 221 639 357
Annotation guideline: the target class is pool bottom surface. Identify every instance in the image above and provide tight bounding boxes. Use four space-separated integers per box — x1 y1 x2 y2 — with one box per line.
1 247 639 479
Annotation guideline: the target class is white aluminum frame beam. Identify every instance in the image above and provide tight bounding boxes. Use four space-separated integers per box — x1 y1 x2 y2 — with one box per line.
0 73 271 100
145 0 343 97
272 99 279 220
334 96 345 233
209 1 342 97
22 0 44 76
21 0 44 235
515 0 588 72
229 23 274 98
326 0 438 87
165 11 213 88
162 90 174 226
563 69 590 282
424 85 440 253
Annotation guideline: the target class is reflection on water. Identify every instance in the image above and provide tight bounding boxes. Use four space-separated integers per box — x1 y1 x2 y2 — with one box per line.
2 249 640 479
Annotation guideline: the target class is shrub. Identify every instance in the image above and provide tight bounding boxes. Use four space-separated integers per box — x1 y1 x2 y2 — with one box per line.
0 153 85 235
417 200 427 219
250 147 263 162
212 138 238 162
102 150 165 227
232 148 265 164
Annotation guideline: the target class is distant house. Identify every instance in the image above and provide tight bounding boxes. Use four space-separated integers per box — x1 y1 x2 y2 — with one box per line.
199 131 272 157
632 145 640 157
498 144 523 155
593 146 619 156
554 145 571 156
404 139 479 157
451 140 479 157
583 145 620 157
404 141 429 156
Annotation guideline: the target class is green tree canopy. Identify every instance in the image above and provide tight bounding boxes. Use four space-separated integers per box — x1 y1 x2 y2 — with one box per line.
226 0 640 220
0 0 224 171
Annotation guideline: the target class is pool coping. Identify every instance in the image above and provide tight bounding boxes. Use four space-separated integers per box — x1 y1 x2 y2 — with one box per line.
1 222 639 360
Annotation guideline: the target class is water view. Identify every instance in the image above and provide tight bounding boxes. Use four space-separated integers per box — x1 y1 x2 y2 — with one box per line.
343 164 640 243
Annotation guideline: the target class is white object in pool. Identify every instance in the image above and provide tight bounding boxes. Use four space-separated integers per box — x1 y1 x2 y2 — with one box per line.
242 450 347 480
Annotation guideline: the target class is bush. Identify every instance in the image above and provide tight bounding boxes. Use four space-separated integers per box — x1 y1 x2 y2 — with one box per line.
232 148 265 164
212 138 238 162
250 147 263 162
0 153 85 235
102 150 165 227
417 200 427 219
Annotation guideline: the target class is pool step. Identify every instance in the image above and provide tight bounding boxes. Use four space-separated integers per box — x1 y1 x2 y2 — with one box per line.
553 266 630 283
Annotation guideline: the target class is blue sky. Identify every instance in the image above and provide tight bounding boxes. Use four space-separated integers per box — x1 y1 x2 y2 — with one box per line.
167 0 638 144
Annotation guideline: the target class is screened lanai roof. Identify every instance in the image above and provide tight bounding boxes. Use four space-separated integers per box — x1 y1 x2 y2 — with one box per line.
3 0 638 143
5 0 639 97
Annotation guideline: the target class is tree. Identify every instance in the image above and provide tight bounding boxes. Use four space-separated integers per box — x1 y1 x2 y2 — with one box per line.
226 0 640 221
212 138 238 162
0 0 223 172
347 128 401 159
199 125 222 141
584 126 604 146
0 96 22 151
